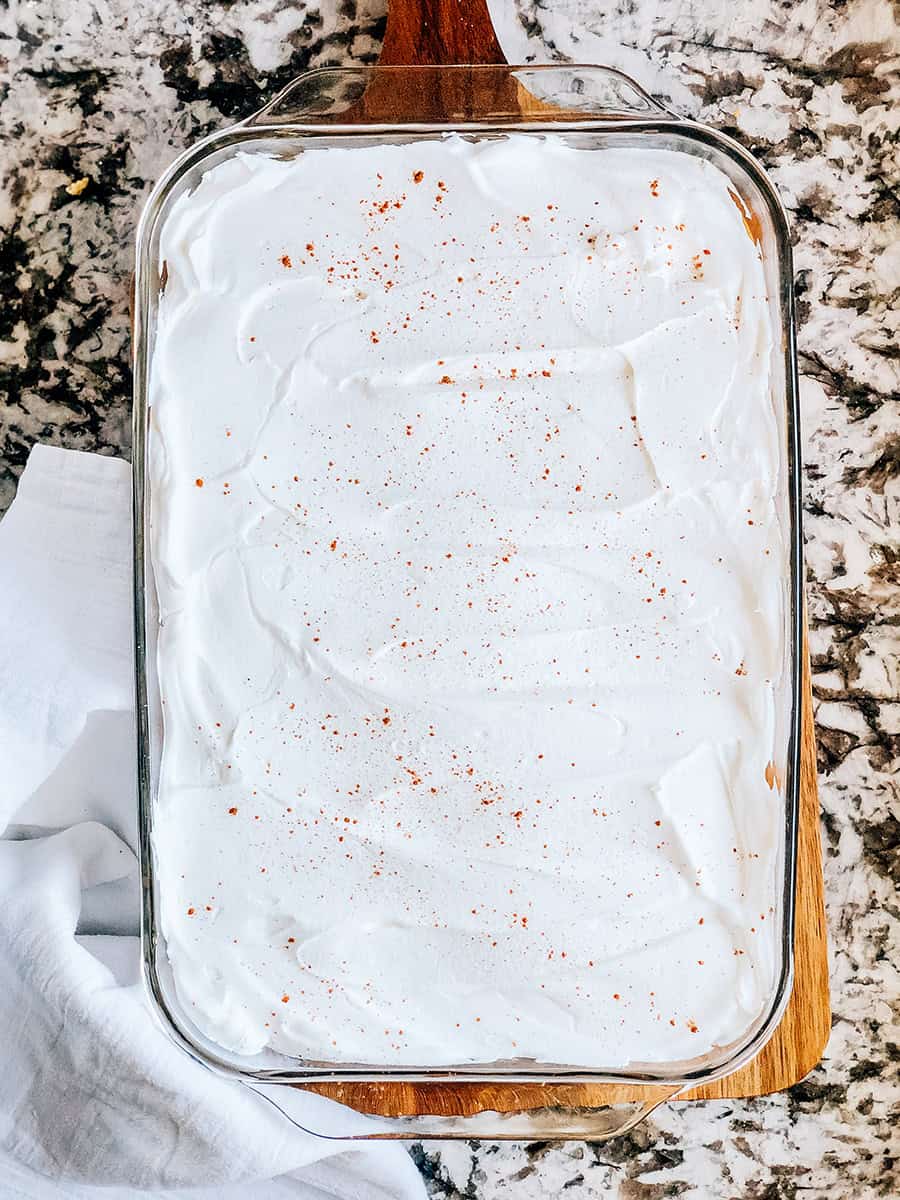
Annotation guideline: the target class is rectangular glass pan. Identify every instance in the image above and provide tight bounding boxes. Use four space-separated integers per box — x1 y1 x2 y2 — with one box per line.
133 65 802 1140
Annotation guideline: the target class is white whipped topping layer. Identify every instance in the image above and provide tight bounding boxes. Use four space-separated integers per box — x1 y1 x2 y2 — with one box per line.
149 133 787 1068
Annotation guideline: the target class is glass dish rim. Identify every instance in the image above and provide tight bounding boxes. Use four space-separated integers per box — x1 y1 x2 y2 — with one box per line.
132 64 803 1096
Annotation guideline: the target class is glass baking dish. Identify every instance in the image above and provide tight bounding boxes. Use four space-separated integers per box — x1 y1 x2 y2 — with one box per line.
132 64 802 1141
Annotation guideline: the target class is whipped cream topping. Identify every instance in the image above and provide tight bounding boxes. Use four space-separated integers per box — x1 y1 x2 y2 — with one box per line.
149 133 787 1067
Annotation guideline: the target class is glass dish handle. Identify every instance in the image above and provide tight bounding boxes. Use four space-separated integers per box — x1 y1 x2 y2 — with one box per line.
246 65 675 128
246 1081 684 1142
245 0 672 126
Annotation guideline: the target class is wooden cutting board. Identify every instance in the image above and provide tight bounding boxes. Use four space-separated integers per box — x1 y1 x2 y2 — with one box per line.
302 0 830 1116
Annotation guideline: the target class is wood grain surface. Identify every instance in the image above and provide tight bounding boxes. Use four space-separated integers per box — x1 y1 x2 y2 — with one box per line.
379 0 505 66
352 0 516 124
298 0 831 1118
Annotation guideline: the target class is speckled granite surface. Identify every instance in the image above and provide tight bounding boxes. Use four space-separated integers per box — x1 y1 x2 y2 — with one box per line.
1 0 897 1195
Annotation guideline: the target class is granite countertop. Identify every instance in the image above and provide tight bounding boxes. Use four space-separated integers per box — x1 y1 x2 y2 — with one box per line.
1 0 898 1195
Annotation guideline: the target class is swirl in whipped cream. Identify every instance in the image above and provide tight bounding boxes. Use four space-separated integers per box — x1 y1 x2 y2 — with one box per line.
149 134 786 1067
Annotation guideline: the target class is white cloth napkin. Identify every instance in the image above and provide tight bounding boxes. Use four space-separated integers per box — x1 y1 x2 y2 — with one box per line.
0 444 426 1200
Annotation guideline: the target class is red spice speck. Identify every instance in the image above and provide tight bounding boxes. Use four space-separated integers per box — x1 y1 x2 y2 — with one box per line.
228 807 238 815
186 907 195 916
280 255 292 268
195 478 204 488
281 994 290 1003
412 170 424 183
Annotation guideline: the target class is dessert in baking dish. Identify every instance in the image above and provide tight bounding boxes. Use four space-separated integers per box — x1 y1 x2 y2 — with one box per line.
149 133 785 1067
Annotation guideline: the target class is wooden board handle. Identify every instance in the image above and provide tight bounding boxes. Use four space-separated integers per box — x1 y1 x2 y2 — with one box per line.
380 0 507 66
